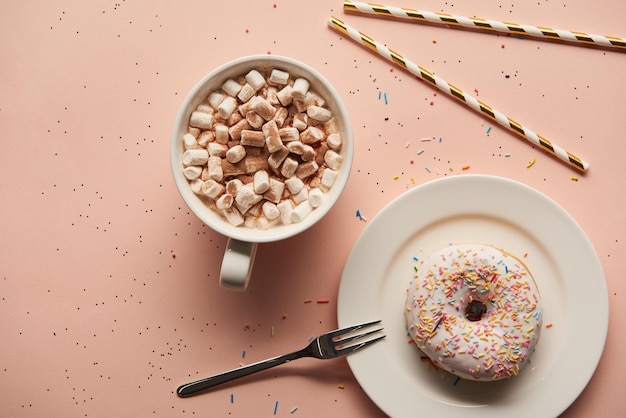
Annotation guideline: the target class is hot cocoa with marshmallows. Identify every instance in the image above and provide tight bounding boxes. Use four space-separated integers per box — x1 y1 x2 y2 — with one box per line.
181 67 343 229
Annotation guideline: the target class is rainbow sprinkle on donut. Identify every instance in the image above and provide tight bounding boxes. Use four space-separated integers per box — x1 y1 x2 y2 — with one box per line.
405 244 542 381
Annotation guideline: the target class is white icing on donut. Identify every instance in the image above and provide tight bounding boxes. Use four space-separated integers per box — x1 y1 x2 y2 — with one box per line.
405 244 542 381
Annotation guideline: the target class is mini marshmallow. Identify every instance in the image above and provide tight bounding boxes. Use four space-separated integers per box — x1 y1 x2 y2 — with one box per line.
263 178 285 203
245 69 266 91
250 96 276 120
269 69 290 85
286 141 306 155
308 188 324 208
208 142 228 157
214 123 229 144
268 146 289 169
262 120 283 153
217 96 238 119
285 176 305 194
197 131 213 147
291 77 310 99
225 178 244 195
216 193 234 210
324 150 342 170
183 133 198 150
291 200 313 223
300 126 324 144
237 83 256 103
295 160 318 179
265 86 280 106
301 145 315 162
276 85 294 106
245 111 265 129
307 105 332 122
262 201 280 220
240 130 266 147
291 187 309 204
228 119 250 140
182 149 209 166
222 79 242 96
277 200 294 225
222 207 244 226
235 183 263 213
183 165 203 180
272 106 288 127
208 156 223 181
278 127 299 142
226 145 246 163
253 170 270 194
292 113 308 131
208 92 225 109
326 133 342 150
201 179 225 199
189 111 213 129
190 178 203 194
281 157 298 178
320 168 338 191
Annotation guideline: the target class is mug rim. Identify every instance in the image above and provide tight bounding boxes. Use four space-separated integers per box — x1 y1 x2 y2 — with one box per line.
170 54 354 243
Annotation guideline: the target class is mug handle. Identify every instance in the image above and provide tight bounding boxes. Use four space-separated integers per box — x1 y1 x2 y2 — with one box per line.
219 239 258 291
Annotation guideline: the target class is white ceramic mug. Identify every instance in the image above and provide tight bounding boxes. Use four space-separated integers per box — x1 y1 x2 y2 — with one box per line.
170 55 353 291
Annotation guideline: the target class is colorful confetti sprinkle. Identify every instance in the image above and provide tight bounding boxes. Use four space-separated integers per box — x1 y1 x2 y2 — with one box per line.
527 158 536 168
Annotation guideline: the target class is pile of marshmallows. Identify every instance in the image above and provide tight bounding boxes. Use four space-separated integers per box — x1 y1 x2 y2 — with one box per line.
181 67 344 229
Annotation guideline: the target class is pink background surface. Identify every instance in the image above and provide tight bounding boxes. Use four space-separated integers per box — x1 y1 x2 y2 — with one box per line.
1 0 624 416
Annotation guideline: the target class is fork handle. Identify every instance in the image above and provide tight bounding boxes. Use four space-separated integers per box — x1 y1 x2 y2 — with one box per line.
177 349 307 397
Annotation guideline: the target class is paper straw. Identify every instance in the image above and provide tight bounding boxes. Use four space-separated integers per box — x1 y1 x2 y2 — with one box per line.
344 1 626 52
328 16 589 172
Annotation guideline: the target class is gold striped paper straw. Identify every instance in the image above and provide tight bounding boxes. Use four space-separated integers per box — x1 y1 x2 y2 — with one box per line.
328 16 589 172
344 1 626 51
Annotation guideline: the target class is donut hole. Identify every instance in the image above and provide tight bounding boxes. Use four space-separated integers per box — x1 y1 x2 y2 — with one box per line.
465 299 487 322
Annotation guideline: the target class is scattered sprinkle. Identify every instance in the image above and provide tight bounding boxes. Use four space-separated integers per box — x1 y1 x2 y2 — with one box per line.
425 166 431 173
384 92 388 104
282 313 288 319
317 299 330 304
244 323 251 330
231 393 234 403
304 299 313 303
413 256 419 261
372 77 377 82
462 165 470 170
410 177 415 184
438 136 442 143
242 350 246 358
338 384 345 389
274 400 279 415
420 137 432 142
290 406 298 414
171 252 176 258
393 175 399 180
356 209 367 222
571 176 579 181
453 376 461 386
271 326 275 337
504 153 511 157
378 91 381 100
474 88 479 94
417 149 425 155
526 158 536 168
432 39 437 44
546 323 553 328
486 126 492 133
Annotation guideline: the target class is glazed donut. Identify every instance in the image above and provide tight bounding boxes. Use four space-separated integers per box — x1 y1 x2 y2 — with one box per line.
405 244 542 381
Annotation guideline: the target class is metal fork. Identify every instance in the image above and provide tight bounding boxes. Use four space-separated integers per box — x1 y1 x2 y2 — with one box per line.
176 319 384 397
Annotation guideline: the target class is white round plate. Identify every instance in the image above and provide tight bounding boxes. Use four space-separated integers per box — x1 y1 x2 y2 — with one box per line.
338 174 608 418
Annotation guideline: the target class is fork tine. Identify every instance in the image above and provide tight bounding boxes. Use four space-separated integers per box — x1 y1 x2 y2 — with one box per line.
334 326 384 345
326 319 382 339
336 334 385 355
